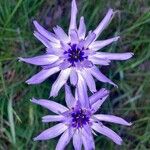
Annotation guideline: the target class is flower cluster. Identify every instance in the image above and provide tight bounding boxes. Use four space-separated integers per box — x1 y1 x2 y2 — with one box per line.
19 0 133 149
31 86 131 149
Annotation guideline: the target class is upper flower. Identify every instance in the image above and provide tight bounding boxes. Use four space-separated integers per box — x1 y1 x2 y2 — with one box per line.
19 0 133 97
31 85 131 150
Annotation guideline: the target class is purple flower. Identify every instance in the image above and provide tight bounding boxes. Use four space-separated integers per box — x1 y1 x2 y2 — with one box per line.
31 85 131 149
19 0 133 97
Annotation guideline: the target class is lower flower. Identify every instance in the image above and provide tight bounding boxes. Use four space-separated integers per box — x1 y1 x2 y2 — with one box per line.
31 86 131 150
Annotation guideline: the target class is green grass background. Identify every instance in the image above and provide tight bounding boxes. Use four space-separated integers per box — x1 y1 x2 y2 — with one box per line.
0 0 150 149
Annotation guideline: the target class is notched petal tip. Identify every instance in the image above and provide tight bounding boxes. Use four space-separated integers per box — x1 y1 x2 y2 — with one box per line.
49 92 58 98
114 36 120 41
120 52 134 60
33 137 39 141
72 0 77 11
33 20 37 25
127 122 132 126
18 57 24 62
108 8 114 15
25 80 31 85
114 83 118 88
101 88 110 95
30 97 38 103
130 52 134 56
117 139 123 145
49 88 59 97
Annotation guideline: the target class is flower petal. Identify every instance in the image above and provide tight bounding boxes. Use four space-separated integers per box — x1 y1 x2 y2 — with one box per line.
33 20 59 43
92 123 123 145
81 69 97 93
91 95 109 113
77 72 89 108
42 60 63 69
50 68 71 97
81 59 93 68
34 123 67 141
78 16 86 40
84 33 96 48
88 56 111 66
89 36 119 51
65 84 76 108
89 88 109 104
55 128 74 150
89 66 117 87
93 52 134 60
60 41 71 51
70 69 78 86
93 114 132 126
19 54 59 66
81 126 95 150
93 9 115 39
69 0 77 33
70 29 79 44
26 67 60 84
34 31 51 48
31 98 68 114
42 115 65 123
53 26 70 43
46 46 64 55
73 130 82 150
59 61 71 70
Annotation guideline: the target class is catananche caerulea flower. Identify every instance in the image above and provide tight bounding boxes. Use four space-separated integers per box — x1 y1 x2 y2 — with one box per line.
19 0 133 97
31 85 131 150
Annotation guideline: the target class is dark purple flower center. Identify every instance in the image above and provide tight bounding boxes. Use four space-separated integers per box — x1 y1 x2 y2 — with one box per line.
64 44 87 66
71 108 90 128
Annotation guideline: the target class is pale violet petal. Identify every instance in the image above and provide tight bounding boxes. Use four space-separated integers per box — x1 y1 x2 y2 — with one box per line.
78 16 86 40
91 95 109 113
70 29 79 44
88 56 111 66
59 61 71 70
92 123 123 145
75 87 78 100
93 52 134 60
55 128 74 150
93 9 115 39
89 88 109 104
69 0 77 33
46 46 64 55
70 69 78 86
93 114 132 126
42 115 65 123
42 60 63 69
65 84 76 108
19 55 59 66
73 130 82 150
33 20 59 43
60 41 71 51
77 72 89 108
81 59 93 68
31 98 68 114
89 66 117 87
34 31 51 48
26 67 60 84
89 36 120 51
81 69 97 93
53 26 70 43
84 33 96 48
50 68 71 97
34 123 67 141
81 126 95 150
